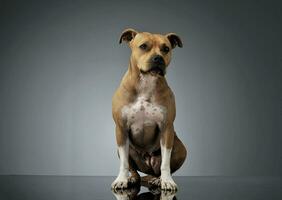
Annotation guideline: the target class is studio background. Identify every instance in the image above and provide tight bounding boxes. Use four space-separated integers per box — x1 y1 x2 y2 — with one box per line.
0 0 281 176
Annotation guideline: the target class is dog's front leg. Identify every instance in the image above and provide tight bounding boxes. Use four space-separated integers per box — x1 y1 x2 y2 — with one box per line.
160 125 177 191
112 125 129 190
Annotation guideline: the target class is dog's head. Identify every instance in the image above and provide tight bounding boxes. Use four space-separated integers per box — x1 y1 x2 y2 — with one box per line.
119 28 182 77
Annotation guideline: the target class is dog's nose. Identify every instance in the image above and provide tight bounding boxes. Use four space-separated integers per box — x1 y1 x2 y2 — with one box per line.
152 55 165 65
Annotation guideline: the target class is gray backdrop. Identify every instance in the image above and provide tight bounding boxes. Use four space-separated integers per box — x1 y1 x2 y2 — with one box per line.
0 0 281 176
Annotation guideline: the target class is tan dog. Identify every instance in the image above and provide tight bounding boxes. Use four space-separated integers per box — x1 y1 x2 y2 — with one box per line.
111 28 187 191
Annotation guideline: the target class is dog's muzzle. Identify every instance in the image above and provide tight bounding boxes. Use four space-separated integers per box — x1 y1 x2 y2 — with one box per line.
141 55 166 76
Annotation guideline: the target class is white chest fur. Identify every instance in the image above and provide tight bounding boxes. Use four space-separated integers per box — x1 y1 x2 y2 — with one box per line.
121 74 167 133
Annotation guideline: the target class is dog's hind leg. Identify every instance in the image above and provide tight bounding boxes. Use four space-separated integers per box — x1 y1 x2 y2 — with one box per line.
140 152 162 188
129 146 155 174
170 134 187 174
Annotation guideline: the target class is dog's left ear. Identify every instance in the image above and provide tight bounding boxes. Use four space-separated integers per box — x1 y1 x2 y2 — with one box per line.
119 28 138 44
166 33 183 49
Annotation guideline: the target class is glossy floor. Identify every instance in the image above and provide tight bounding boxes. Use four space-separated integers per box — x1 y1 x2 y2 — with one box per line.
0 176 281 200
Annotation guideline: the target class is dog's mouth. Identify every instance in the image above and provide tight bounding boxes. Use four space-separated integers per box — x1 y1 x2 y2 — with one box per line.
140 66 165 76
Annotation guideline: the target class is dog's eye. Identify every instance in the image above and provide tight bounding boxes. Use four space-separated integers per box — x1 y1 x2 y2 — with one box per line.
139 43 147 50
162 46 170 53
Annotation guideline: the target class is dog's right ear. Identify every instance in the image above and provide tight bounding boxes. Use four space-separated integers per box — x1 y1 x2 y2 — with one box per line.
119 28 138 44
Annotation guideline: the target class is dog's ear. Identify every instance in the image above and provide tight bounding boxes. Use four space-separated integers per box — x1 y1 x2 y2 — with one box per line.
119 28 138 44
165 33 183 49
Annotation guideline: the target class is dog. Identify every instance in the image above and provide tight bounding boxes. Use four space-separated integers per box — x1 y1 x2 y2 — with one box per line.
111 28 187 191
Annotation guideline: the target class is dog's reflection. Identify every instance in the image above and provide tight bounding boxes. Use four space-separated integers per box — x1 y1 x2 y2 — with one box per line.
112 186 177 200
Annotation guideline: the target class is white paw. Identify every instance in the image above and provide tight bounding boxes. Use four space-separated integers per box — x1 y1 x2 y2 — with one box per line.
161 176 177 191
111 176 128 191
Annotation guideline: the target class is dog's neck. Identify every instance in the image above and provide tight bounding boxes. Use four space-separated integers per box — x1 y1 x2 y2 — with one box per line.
121 57 169 96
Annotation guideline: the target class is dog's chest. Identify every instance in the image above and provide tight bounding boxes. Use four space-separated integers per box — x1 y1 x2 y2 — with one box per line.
121 75 166 139
122 96 165 129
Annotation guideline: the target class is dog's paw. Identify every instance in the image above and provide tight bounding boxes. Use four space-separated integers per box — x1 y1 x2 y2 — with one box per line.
149 177 161 187
111 176 129 191
161 176 177 191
